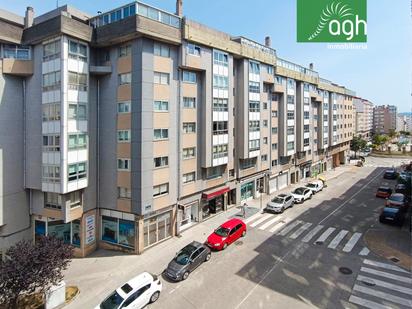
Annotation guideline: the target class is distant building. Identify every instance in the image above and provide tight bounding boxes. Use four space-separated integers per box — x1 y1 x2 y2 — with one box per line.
373 105 397 134
353 98 373 140
397 114 412 132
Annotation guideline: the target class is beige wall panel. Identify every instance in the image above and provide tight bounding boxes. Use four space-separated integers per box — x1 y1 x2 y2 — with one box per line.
182 134 197 148
117 84 131 101
117 114 131 130
117 143 131 158
117 199 132 213
117 171 131 188
153 84 170 101
153 141 169 156
117 56 131 74
181 159 197 174
153 113 170 128
153 168 170 186
154 56 172 72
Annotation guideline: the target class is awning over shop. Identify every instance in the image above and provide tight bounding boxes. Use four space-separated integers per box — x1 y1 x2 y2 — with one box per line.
202 187 230 200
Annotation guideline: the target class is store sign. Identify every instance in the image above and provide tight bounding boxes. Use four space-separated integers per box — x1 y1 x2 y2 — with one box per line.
85 215 95 245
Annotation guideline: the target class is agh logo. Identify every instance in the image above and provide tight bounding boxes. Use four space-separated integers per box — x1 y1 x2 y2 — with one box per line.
297 0 367 43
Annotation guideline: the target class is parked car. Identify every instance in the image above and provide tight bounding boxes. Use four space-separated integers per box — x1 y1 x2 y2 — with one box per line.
395 184 409 197
376 186 393 198
305 180 324 194
206 218 246 250
165 241 211 281
386 193 409 210
383 169 398 180
398 171 412 184
379 205 405 226
96 272 162 309
266 194 294 213
290 187 313 203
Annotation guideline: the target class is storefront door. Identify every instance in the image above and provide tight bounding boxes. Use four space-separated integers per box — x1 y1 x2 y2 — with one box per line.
144 212 172 248
241 182 254 201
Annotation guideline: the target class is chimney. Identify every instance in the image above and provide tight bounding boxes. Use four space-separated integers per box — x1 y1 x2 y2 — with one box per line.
25 6 34 28
176 0 183 16
265 36 271 47
309 63 314 70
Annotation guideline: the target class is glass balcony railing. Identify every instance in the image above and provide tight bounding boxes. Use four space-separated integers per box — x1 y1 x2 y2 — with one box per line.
1 44 31 60
277 58 318 78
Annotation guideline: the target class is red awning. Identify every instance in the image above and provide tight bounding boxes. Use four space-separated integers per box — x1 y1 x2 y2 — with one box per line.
202 187 230 200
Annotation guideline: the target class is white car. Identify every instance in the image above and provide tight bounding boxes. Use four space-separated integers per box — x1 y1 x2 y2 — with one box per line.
290 187 313 203
305 180 324 194
96 272 162 309
266 194 294 213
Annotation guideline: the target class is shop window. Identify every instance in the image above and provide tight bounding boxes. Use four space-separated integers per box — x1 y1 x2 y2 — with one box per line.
102 216 118 244
143 212 171 248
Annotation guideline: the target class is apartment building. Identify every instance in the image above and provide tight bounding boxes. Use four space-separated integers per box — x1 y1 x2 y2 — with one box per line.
0 1 356 257
353 97 373 140
373 105 397 135
397 114 412 132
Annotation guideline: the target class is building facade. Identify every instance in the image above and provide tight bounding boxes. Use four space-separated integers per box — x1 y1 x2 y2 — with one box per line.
0 2 356 257
373 105 397 135
353 98 373 140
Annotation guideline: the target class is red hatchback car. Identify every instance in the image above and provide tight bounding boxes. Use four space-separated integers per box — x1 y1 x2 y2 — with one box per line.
206 218 246 250
376 186 392 198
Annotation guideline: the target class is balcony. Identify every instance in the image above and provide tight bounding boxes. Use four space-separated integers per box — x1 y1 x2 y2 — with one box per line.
276 58 319 84
2 59 33 76
90 61 112 75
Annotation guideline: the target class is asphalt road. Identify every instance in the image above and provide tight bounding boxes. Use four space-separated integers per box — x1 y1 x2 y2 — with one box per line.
150 157 412 309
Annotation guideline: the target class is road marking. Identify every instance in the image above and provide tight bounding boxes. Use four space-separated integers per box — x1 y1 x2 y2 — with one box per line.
353 284 412 307
327 230 349 249
277 220 302 236
363 259 409 274
289 222 313 239
342 232 362 252
359 247 370 256
301 225 324 243
357 275 412 295
244 212 264 224
258 216 282 230
360 267 412 284
318 169 384 225
250 214 273 227
314 227 336 243
348 295 392 309
269 218 291 233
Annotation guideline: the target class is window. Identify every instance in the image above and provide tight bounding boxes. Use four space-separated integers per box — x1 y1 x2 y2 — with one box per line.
304 138 310 147
241 158 256 170
42 103 61 122
261 155 268 161
213 121 228 135
213 98 228 111
249 139 260 151
183 122 196 133
272 127 278 134
287 142 294 151
154 72 169 85
272 159 278 167
287 111 295 120
249 81 260 93
183 71 197 83
119 73 131 85
275 76 283 84
287 79 295 89
118 187 132 199
324 138 328 144
262 120 268 128
154 156 168 168
229 169 235 177
44 192 62 210
118 101 131 113
272 143 278 150
153 101 168 111
212 144 228 159
154 129 169 140
249 101 260 112
304 111 310 120
43 71 60 91
249 61 260 74
304 84 310 91
68 133 87 150
287 126 294 135
154 43 170 57
263 102 268 110
287 95 294 104
272 111 278 117
183 97 196 108
68 162 87 181
42 165 60 183
263 137 268 144
43 135 60 152
304 97 310 104
248 121 260 132
304 125 310 133
117 130 131 142
43 40 60 61
187 43 201 56
118 45 132 57
213 50 228 66
67 72 87 91
213 75 228 89
68 40 87 62
117 159 130 171
102 216 135 248
183 147 196 159
68 191 82 208
153 183 169 197
183 172 196 184
206 166 223 179
68 103 87 120
267 65 274 74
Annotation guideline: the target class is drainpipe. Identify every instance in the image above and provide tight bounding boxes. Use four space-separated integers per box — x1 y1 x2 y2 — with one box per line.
96 79 100 216
23 79 26 188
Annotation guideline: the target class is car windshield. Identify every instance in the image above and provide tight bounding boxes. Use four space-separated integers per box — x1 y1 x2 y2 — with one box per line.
100 291 124 309
214 226 230 237
294 188 305 194
306 184 316 188
272 197 284 204
390 195 404 202
175 245 196 265
378 188 390 193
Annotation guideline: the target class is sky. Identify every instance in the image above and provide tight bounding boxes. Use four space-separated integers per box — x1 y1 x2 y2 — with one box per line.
2 0 411 112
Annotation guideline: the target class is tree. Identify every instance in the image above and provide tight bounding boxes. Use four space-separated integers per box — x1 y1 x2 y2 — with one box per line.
0 236 74 308
350 135 367 158
373 134 389 151
388 129 397 140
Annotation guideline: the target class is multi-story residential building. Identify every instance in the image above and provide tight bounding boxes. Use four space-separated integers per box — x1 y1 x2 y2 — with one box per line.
373 105 397 135
397 114 412 132
353 98 374 140
0 2 356 257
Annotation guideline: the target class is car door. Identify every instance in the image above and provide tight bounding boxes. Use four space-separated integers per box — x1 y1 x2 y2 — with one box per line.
305 189 310 199
121 284 150 309
189 248 202 270
228 226 238 244
287 196 293 208
235 223 244 239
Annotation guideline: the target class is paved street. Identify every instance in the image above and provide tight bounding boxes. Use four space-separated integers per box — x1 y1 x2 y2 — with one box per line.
65 156 412 309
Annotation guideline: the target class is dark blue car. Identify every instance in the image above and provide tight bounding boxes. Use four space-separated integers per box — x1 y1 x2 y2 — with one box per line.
379 206 404 226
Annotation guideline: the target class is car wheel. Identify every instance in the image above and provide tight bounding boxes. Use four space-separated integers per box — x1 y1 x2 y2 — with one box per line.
150 291 160 303
182 271 190 280
205 253 211 262
280 207 285 213
222 243 228 250
241 230 246 237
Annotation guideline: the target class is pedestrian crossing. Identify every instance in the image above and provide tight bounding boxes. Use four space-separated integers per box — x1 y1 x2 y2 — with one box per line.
245 212 367 255
348 258 412 309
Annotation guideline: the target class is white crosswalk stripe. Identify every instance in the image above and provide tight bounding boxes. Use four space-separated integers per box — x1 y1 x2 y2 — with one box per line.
301 225 324 243
258 216 282 230
269 219 291 233
277 220 302 236
314 227 336 243
289 222 312 239
249 214 273 228
327 230 348 249
244 212 264 224
349 259 412 309
342 232 362 253
359 247 370 256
